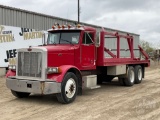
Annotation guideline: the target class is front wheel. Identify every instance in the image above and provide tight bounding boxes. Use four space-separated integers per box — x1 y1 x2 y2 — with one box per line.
11 90 30 98
56 72 78 104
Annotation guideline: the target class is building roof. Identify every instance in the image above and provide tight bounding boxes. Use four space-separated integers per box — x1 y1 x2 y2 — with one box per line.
0 4 139 36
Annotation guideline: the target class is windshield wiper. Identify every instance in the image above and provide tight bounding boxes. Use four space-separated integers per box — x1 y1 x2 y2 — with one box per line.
52 41 57 45
48 40 57 45
60 39 74 45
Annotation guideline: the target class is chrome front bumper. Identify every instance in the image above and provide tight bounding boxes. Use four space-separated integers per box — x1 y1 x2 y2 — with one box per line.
6 77 61 95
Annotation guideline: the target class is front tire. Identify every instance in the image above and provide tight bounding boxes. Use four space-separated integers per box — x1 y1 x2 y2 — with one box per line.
11 90 30 98
56 72 78 104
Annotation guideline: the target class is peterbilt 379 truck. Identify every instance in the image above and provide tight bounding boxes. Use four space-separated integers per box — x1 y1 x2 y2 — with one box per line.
6 24 150 104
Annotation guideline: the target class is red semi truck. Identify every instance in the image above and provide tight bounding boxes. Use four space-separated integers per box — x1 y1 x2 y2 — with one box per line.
6 24 150 104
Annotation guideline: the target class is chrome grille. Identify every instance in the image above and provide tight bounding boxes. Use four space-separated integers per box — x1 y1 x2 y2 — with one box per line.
18 52 42 78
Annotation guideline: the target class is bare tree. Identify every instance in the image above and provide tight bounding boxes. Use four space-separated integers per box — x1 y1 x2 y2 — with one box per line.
140 40 155 53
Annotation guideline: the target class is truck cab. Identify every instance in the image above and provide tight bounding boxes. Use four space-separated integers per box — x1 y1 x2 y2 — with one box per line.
6 24 99 104
46 25 96 70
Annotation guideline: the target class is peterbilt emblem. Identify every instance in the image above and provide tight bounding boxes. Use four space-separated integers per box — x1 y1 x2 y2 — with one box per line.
58 53 62 56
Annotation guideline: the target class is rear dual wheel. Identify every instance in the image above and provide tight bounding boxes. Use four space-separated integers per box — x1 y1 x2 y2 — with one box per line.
118 66 135 86
124 66 135 86
134 65 143 84
119 65 143 86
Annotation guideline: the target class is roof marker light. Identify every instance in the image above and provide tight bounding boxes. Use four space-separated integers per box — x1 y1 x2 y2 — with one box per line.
68 24 72 29
58 25 61 29
52 26 56 29
62 25 66 29
77 24 82 28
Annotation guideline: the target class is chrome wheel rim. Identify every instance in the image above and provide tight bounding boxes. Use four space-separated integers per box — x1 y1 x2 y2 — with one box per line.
138 69 142 81
65 78 76 98
130 70 135 83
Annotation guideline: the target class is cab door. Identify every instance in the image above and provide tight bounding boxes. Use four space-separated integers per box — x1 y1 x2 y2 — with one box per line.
81 31 96 69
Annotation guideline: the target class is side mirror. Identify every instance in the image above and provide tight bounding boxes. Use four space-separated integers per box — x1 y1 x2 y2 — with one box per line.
95 32 101 47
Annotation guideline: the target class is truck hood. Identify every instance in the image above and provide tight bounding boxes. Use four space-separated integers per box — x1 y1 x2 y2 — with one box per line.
39 45 76 67
41 45 75 52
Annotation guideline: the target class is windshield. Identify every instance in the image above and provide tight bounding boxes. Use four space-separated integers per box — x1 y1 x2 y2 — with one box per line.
47 31 80 45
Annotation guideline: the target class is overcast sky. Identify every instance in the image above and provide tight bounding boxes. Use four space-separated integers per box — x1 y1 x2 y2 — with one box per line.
1 0 160 47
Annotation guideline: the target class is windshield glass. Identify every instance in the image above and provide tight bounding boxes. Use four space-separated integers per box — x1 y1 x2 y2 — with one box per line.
47 31 80 45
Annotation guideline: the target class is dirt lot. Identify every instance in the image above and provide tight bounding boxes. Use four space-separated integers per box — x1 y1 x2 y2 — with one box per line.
0 64 160 120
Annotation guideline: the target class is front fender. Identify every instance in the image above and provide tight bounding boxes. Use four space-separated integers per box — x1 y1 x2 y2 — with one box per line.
47 65 80 83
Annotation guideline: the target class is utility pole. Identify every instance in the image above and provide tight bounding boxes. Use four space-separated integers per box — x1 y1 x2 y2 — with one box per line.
78 0 80 23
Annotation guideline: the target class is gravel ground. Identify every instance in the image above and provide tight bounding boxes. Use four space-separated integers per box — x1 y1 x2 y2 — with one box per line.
0 64 160 120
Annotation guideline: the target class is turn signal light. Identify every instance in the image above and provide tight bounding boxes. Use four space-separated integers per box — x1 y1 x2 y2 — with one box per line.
46 67 62 74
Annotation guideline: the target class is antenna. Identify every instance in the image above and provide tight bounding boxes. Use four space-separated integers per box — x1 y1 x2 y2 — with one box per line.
66 8 69 25
78 0 80 23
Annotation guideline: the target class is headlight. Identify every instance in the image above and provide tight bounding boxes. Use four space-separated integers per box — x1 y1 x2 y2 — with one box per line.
46 67 61 74
8 65 16 70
